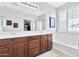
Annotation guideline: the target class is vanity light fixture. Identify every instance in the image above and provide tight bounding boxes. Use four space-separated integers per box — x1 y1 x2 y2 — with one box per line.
19 2 39 9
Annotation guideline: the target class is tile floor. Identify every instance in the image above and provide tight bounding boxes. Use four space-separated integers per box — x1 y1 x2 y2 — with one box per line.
37 49 70 57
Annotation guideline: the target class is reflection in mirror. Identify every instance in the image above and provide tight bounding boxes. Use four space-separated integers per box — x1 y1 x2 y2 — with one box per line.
13 23 18 28
6 20 12 26
24 20 31 31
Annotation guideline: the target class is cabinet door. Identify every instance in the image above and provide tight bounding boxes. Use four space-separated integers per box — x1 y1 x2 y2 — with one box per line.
14 42 25 57
29 38 40 49
28 36 40 57
0 45 12 57
13 37 28 57
40 35 48 53
47 34 52 50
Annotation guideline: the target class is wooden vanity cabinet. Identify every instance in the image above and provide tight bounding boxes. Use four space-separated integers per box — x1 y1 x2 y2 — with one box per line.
0 34 52 57
0 39 12 57
28 36 40 57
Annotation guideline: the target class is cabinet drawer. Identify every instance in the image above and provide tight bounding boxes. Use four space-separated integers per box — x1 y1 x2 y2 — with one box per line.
28 36 40 41
29 39 40 49
13 37 27 43
29 47 40 57
0 39 11 46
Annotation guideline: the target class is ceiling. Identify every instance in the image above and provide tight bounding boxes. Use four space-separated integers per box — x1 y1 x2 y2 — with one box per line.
47 2 68 8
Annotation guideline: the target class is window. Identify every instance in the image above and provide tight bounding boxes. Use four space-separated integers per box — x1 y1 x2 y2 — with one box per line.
68 7 79 32
68 19 79 32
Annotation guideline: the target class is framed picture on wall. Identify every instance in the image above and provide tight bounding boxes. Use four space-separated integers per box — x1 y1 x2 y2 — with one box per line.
6 20 12 26
13 23 18 28
49 17 55 28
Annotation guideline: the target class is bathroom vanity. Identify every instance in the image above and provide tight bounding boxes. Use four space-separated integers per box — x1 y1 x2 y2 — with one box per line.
0 32 52 57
